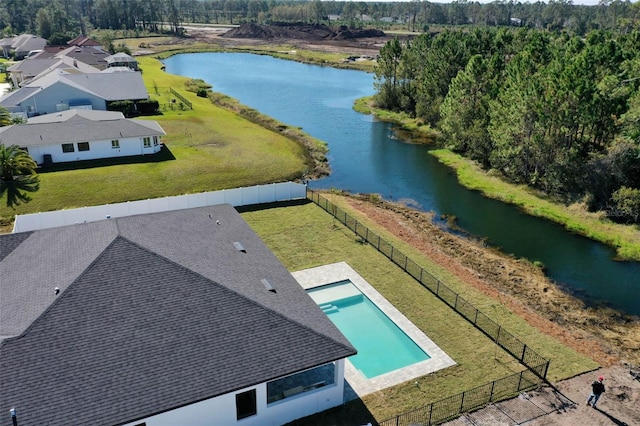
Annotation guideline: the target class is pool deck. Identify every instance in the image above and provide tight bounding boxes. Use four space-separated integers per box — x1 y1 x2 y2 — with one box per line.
292 261 456 400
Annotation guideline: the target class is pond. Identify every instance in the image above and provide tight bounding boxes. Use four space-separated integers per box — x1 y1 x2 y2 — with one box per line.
163 52 640 316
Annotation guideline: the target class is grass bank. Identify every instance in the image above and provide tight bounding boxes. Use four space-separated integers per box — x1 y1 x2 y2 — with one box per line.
0 55 314 224
241 198 597 424
355 97 640 261
432 150 640 261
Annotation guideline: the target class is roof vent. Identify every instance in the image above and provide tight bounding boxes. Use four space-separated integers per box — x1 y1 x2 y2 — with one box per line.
261 278 276 293
54 287 60 295
233 242 246 253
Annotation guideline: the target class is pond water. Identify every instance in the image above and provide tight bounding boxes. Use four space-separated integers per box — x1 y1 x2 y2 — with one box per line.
163 53 640 316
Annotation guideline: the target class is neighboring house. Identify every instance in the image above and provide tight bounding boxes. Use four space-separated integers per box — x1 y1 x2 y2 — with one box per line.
31 45 111 70
106 52 139 71
0 68 149 116
0 204 356 426
0 34 47 59
0 109 165 164
67 34 103 48
6 55 101 87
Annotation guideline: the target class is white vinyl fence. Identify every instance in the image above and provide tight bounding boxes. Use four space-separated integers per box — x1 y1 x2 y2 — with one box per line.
13 182 306 233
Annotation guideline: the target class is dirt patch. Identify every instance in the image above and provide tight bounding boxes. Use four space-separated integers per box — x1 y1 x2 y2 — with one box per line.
222 22 385 42
525 364 640 426
138 24 394 58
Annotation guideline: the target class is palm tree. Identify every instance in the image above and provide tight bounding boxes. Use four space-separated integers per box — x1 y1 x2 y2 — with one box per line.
0 107 12 127
0 144 40 208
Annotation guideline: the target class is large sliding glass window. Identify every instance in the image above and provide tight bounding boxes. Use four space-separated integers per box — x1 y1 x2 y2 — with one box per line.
266 362 335 404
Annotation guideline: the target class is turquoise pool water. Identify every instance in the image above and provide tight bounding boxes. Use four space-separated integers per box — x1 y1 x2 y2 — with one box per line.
307 280 430 379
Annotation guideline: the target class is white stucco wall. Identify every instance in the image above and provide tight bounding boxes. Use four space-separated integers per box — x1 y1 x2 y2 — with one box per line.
26 136 161 164
122 360 346 426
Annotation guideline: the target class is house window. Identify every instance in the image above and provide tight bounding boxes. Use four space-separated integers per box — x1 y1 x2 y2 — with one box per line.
153 136 159 146
267 362 335 404
62 143 74 153
77 142 90 151
143 137 151 148
235 389 257 420
111 140 120 149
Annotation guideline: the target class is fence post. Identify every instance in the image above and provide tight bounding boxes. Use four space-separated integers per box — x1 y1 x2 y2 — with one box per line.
489 380 496 402
517 371 524 391
454 294 459 309
473 309 478 325
459 391 465 413
521 344 527 363
496 326 501 344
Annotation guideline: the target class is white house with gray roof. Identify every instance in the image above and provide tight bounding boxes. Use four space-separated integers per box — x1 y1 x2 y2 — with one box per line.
0 204 356 426
0 109 165 165
0 68 149 117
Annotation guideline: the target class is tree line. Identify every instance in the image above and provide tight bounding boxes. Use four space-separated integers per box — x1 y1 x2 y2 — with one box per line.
375 27 640 223
2 0 640 40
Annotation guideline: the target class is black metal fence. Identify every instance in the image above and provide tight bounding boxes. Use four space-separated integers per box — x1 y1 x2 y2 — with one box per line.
307 189 550 425
378 368 543 426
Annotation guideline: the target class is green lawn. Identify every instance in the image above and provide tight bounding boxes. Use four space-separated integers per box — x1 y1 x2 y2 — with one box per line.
0 56 310 222
241 198 598 423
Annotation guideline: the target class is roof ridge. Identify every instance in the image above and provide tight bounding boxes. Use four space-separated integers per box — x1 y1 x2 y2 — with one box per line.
0 233 120 348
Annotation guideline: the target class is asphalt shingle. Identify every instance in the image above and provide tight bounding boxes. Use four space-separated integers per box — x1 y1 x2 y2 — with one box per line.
0 205 356 426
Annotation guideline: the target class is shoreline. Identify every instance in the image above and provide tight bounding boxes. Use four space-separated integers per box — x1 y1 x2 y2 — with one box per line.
354 97 640 262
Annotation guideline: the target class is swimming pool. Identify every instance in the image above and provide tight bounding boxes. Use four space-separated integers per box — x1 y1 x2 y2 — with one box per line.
294 262 456 398
307 280 430 379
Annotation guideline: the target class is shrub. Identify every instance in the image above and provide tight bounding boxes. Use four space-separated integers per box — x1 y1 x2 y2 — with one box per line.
107 100 135 117
136 99 160 115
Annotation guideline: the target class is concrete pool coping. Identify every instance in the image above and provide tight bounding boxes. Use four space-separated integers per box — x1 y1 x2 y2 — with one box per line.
292 261 456 399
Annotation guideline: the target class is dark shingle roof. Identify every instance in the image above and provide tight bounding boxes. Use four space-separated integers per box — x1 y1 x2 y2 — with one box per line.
0 205 355 426
0 231 31 262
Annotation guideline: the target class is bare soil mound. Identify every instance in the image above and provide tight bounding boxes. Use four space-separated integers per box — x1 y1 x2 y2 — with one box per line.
222 22 385 41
